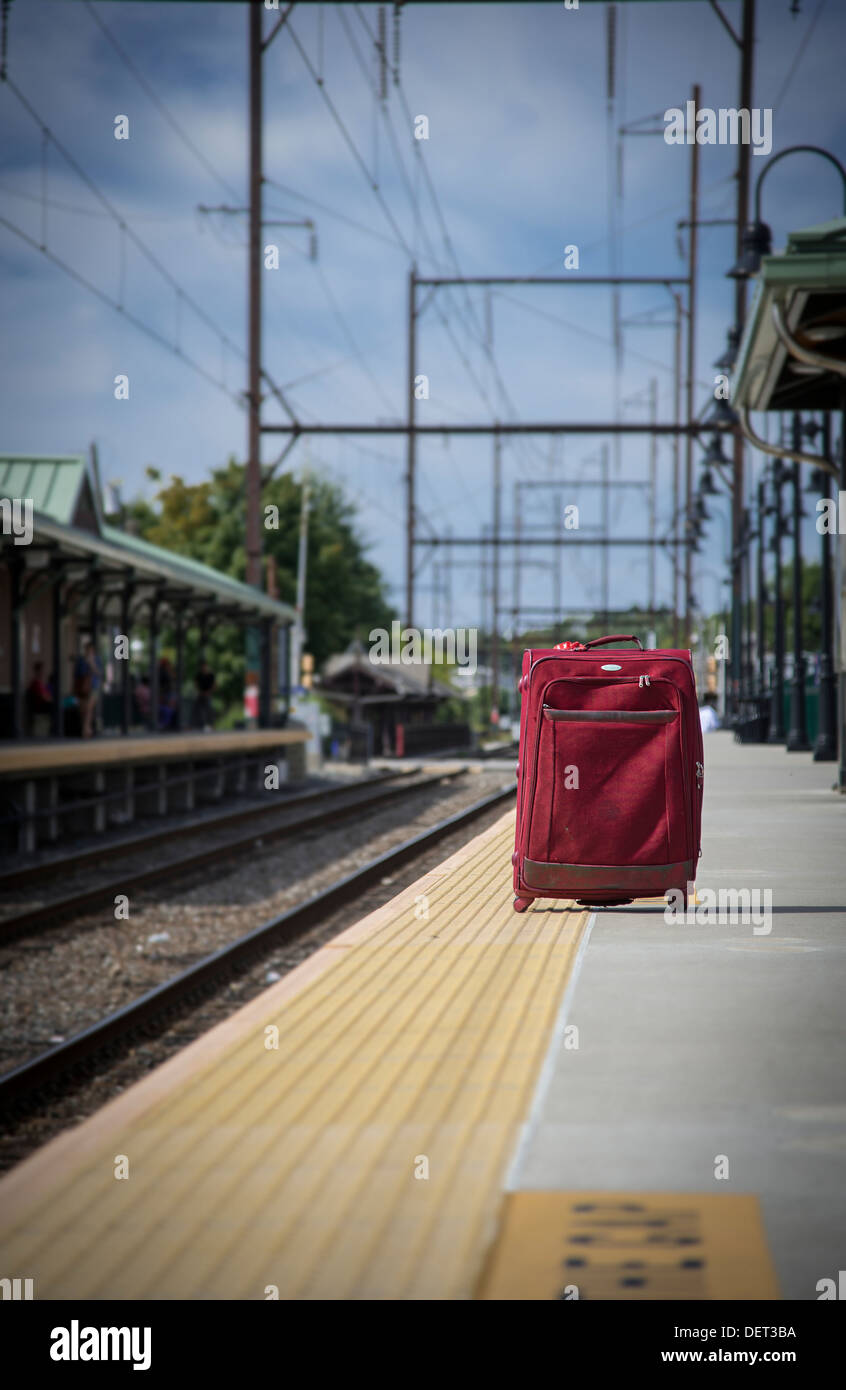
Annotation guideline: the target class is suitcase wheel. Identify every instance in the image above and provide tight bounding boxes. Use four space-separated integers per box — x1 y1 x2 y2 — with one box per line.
513 896 533 913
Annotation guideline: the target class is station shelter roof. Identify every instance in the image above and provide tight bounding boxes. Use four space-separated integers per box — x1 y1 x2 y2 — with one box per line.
732 217 846 414
0 454 296 627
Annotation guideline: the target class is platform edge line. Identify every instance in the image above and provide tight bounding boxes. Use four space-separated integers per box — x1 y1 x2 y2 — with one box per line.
502 909 596 1193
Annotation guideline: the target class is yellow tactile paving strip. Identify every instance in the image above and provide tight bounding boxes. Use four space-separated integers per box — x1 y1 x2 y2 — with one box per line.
0 726 308 776
476 1193 780 1300
0 812 588 1300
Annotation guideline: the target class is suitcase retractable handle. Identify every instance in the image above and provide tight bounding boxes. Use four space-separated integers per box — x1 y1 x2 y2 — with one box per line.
554 634 643 652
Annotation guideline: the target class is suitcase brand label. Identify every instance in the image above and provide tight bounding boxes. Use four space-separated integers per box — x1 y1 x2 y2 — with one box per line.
601 663 622 670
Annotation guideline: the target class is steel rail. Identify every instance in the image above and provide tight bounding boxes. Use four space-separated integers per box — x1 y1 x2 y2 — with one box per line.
0 783 515 1111
0 769 466 941
0 769 408 892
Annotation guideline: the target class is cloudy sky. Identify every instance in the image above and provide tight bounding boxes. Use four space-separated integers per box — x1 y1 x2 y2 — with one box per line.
2 0 844 632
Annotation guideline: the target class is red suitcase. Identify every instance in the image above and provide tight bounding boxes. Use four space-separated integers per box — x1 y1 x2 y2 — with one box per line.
512 634 703 911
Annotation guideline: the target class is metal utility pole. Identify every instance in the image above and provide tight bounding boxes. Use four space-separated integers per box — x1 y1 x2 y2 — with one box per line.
491 431 502 725
406 266 417 627
684 82 700 646
839 398 846 791
787 413 810 751
815 416 837 761
291 470 310 695
672 294 683 645
756 475 767 703
648 377 658 622
730 0 755 713
246 1 263 589
555 491 563 630
741 508 753 699
511 483 516 636
444 524 453 630
767 459 786 744
601 442 610 627
480 522 488 650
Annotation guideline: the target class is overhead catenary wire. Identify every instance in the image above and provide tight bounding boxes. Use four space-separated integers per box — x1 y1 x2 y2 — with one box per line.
350 3 548 478
0 212 244 408
773 0 827 114
493 289 714 396
1 74 248 382
312 259 402 417
528 174 736 277
0 181 188 223
81 0 242 203
286 3 539 510
284 16 416 265
263 177 413 256
3 77 244 358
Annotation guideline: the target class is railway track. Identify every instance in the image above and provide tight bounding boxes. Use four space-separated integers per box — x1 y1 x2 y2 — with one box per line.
0 767 414 891
0 783 515 1112
0 767 467 941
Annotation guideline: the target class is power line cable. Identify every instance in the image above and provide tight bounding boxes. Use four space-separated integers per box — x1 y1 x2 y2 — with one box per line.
0 180 183 223
82 0 242 201
494 288 713 394
351 4 546 477
774 0 826 114
312 258 402 416
2 74 247 363
0 212 244 407
263 177 415 256
284 16 417 263
528 174 735 275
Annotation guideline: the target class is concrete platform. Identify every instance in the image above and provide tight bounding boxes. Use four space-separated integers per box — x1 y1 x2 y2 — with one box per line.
509 731 846 1300
0 728 310 855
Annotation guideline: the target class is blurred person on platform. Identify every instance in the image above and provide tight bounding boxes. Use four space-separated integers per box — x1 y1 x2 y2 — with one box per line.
699 690 721 733
26 660 53 736
158 655 176 730
194 659 216 731
73 639 101 738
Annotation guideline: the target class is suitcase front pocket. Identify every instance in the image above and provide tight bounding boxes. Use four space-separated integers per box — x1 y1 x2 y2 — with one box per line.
528 702 686 868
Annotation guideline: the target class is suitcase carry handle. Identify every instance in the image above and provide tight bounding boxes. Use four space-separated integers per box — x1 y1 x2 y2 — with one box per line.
582 633 643 650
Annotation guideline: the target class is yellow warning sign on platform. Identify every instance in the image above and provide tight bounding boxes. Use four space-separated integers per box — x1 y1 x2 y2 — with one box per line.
476 1193 780 1300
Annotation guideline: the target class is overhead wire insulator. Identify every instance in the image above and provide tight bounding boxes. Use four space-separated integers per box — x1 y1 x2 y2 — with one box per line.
378 6 387 102
393 3 401 87
606 3 616 108
0 0 11 82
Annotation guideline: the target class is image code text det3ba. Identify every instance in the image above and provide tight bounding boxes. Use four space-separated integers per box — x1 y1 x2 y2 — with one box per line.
512 634 704 911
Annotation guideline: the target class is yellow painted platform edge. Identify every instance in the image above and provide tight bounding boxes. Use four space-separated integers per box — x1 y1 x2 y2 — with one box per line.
0 808 518 1214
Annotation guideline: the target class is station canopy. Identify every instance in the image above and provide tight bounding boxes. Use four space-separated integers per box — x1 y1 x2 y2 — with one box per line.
319 646 456 706
732 216 846 414
0 454 296 627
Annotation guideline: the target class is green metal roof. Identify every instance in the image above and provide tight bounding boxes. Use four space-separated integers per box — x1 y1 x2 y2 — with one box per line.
0 454 295 624
0 454 91 526
732 216 846 412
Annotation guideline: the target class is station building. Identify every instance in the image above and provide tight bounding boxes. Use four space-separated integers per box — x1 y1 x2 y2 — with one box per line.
0 452 307 853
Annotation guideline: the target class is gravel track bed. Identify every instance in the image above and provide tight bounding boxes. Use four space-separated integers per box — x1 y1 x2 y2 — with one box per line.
0 774 513 1173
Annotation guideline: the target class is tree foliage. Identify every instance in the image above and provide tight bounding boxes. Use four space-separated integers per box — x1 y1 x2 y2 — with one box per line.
123 459 396 712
